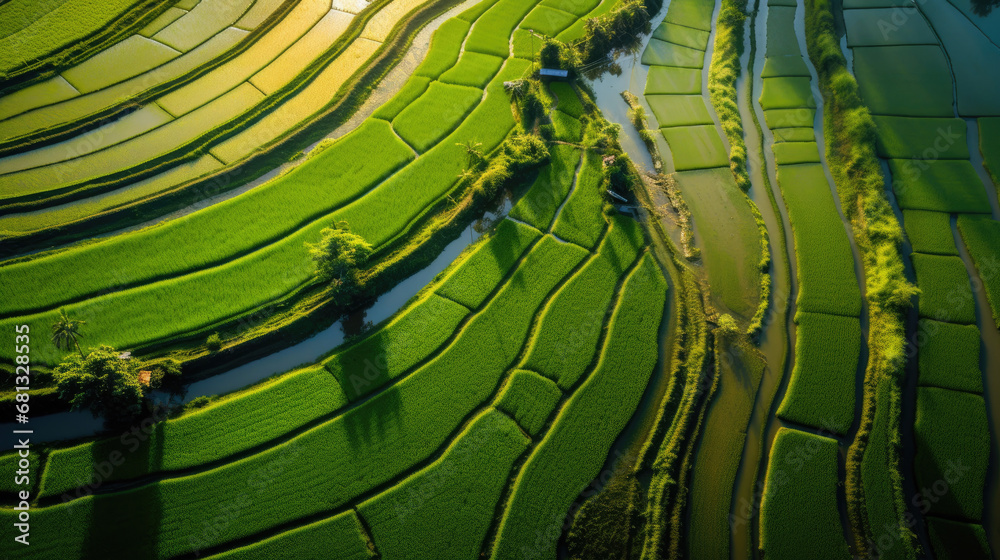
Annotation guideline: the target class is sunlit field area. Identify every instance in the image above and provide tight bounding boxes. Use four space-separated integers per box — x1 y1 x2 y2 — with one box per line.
0 0 998 558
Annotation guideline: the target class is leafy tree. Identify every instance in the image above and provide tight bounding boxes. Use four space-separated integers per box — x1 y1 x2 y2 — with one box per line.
51 308 86 357
53 346 146 425
971 0 999 16
148 358 183 391
306 222 373 305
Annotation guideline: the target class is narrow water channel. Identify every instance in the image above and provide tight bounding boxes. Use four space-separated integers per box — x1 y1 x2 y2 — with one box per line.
0 196 511 447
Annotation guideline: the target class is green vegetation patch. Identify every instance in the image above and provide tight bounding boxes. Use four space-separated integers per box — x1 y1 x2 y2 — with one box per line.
437 219 542 309
914 387 990 520
759 76 815 110
0 0 156 74
541 0 600 17
555 0 614 40
494 370 563 435
439 51 505 88
675 167 763 318
777 312 860 435
957 214 1000 329
326 294 470 401
925 517 992 560
759 428 851 560
414 18 472 79
520 5 577 37
772 127 815 142
688 333 766 559
889 159 992 214
206 511 373 559
0 119 414 320
465 0 538 57
509 145 581 229
652 21 711 50
490 254 667 560
644 66 702 95
15 236 587 559
773 141 821 165
0 449 40 494
372 76 432 121
764 108 816 129
550 82 584 118
852 45 953 117
917 319 982 393
664 0 714 31
760 55 810 77
981 117 1000 187
552 110 583 142
646 95 714 127
39 364 349 498
843 7 936 46
0 0 72 39
661 125 729 170
641 38 705 68
393 82 484 153
358 410 529 560
552 151 607 248
62 36 180 94
776 164 863 317
872 116 969 160
902 210 957 256
766 7 801 57
911 253 977 324
522 216 644 388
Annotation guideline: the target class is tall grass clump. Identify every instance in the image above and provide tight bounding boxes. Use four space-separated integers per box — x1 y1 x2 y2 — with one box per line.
804 0 919 556
707 0 770 336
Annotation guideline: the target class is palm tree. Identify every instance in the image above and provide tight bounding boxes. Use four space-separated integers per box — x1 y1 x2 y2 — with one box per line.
458 140 484 169
52 308 86 357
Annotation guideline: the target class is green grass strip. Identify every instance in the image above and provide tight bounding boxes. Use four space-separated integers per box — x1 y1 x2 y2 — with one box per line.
914 387 990 521
38 364 349 498
358 409 529 559
413 17 472 78
372 76 432 121
7 237 586 559
888 159 992 214
436 218 542 309
393 81 485 152
325 294 470 401
777 312 860 434
911 253 976 325
465 0 539 57
775 163 863 316
508 144 581 230
916 319 982 393
490 253 667 560
494 370 562 436
204 511 373 559
439 51 505 88
522 215 643 389
551 150 607 248
902 210 958 256
759 428 851 559
957 214 1000 329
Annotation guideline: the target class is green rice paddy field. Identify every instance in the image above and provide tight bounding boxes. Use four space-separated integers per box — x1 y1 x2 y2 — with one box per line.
0 0 998 558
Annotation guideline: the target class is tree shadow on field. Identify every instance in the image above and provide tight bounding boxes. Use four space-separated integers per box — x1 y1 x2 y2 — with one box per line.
327 329 394 403
81 421 164 560
343 383 403 451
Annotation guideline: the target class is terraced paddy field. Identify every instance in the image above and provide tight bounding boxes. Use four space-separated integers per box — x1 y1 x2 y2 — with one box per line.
1 0 999 557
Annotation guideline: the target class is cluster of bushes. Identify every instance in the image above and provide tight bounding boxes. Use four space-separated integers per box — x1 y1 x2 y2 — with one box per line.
706 0 771 337
804 0 919 556
53 345 181 426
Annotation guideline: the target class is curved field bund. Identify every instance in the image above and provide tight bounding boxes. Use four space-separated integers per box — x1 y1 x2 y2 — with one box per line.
751 2 860 558
0 1 679 556
0 191 666 560
0 0 548 367
843 0 999 557
638 0 764 324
